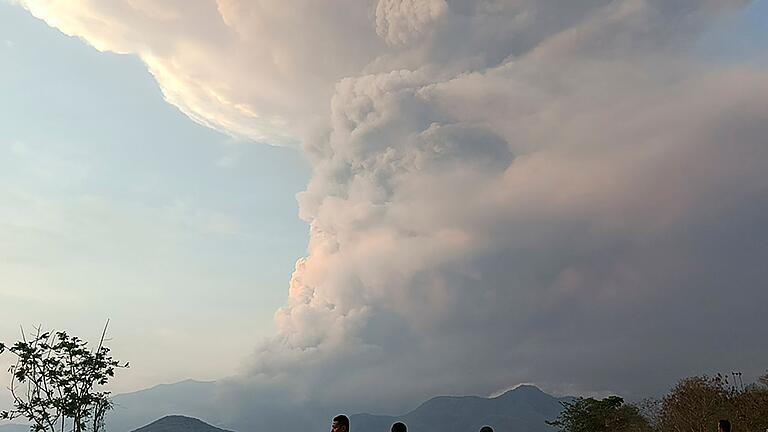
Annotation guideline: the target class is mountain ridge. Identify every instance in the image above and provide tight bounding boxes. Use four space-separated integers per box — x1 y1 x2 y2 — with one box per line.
350 384 569 432
130 416 232 432
108 380 570 432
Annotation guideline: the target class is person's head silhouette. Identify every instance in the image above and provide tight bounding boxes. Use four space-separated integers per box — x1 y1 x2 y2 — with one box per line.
479 427 494 432
331 415 349 432
718 419 731 432
391 422 407 432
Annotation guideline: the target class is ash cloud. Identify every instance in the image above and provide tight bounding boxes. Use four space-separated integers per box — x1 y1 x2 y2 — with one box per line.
16 0 768 427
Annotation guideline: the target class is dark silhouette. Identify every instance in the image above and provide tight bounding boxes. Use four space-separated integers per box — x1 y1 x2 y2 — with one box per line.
480 427 494 432
391 422 407 432
718 419 731 432
131 416 234 432
331 415 350 432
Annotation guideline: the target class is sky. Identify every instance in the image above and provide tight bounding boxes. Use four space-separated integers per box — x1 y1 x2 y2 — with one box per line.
0 0 309 397
1 0 768 428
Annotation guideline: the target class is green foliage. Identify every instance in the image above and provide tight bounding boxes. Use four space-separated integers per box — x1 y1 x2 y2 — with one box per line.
0 326 127 432
547 396 652 432
549 372 768 432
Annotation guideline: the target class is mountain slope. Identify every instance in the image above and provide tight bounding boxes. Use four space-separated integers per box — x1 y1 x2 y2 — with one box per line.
351 385 568 432
109 380 219 432
106 379 570 432
130 416 233 432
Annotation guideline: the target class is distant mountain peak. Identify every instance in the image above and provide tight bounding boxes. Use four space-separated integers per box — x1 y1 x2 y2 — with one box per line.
131 415 233 432
512 383 542 391
150 379 215 390
146 415 209 424
495 383 547 398
488 384 546 399
351 385 565 432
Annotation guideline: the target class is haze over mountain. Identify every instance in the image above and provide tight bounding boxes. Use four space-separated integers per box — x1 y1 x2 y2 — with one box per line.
0 425 30 432
352 385 568 432
107 381 568 432
109 380 220 432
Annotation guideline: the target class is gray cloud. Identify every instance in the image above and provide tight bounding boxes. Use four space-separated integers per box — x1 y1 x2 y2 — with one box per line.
282 59 768 410
16 0 768 428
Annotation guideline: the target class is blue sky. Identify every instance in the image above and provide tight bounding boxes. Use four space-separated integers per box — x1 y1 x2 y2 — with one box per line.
698 0 768 63
0 1 309 393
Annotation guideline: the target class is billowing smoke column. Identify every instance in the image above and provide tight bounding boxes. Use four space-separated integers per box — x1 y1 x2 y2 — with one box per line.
17 0 768 427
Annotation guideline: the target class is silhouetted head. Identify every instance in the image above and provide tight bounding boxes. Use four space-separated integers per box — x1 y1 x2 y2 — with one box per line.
718 419 731 432
480 427 494 432
331 415 349 432
391 422 407 432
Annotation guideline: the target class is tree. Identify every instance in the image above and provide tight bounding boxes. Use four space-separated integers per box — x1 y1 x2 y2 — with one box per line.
547 396 652 432
657 373 768 432
0 323 128 432
732 374 768 432
656 375 731 432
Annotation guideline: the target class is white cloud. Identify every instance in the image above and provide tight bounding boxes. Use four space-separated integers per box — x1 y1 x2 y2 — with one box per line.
16 0 386 144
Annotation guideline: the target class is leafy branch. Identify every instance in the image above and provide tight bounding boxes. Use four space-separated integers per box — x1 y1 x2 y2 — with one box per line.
0 322 128 432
